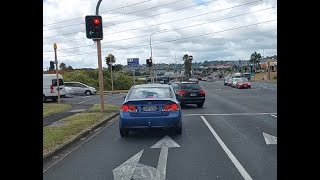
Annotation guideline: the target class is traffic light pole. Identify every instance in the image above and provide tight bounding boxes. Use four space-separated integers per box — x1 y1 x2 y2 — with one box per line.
96 0 104 112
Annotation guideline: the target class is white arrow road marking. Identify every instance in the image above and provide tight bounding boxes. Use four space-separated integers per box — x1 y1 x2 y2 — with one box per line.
113 150 144 180
263 132 277 144
151 136 181 180
113 136 180 180
132 163 160 180
201 116 253 180
270 114 277 118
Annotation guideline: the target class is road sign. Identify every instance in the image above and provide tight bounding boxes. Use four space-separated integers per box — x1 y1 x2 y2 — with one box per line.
127 58 139 67
113 136 180 180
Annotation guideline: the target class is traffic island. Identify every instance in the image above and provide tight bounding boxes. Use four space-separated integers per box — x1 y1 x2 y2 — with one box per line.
43 104 120 160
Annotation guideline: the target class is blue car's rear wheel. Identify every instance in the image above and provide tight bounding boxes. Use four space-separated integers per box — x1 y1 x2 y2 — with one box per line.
176 123 182 135
120 128 129 137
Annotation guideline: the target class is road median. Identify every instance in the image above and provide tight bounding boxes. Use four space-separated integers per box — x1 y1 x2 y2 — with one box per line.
43 104 120 161
43 103 72 118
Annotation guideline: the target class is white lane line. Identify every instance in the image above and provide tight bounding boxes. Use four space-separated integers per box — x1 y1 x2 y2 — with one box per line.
43 117 118 173
270 114 277 118
200 116 253 180
78 96 99 104
104 94 125 103
184 112 277 116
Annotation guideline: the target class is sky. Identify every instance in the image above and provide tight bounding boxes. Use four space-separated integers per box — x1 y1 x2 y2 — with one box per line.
43 0 277 69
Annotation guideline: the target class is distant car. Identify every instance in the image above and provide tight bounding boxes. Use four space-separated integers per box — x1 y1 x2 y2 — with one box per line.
119 84 182 137
43 74 66 102
188 78 199 83
64 82 97 96
236 78 251 89
242 73 251 80
226 78 233 86
231 78 241 88
171 82 205 107
64 87 75 98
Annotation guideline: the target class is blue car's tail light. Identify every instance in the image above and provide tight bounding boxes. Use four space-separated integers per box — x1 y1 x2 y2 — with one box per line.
162 103 179 111
121 104 137 112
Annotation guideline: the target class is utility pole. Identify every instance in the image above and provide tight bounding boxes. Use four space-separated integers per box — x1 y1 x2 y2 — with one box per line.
54 43 60 103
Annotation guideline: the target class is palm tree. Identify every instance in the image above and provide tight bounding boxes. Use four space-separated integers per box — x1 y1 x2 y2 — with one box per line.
183 54 191 79
250 52 262 71
59 62 67 70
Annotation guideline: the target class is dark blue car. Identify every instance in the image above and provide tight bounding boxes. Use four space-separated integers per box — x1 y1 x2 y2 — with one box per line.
119 84 182 137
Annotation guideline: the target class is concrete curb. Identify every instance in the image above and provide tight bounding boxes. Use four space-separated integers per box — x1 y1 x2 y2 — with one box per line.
43 112 119 162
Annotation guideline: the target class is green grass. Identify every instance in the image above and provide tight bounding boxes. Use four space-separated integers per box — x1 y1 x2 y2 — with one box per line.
43 103 71 118
43 112 109 155
89 104 120 113
43 103 119 155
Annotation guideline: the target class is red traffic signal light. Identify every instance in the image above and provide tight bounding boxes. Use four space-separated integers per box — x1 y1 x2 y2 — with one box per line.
93 18 100 25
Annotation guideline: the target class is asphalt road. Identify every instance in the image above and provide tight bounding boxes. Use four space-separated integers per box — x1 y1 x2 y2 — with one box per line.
43 80 277 180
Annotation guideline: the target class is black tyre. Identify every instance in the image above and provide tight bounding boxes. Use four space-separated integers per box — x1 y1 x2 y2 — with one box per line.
120 128 129 137
197 102 204 108
85 90 91 96
176 125 182 135
43 95 47 103
52 97 57 102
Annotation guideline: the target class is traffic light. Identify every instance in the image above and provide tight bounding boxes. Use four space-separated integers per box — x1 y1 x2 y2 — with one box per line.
49 61 55 70
146 58 152 67
85 15 103 40
189 55 193 61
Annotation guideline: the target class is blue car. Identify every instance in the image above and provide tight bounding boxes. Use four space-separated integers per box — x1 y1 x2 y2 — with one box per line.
119 83 182 137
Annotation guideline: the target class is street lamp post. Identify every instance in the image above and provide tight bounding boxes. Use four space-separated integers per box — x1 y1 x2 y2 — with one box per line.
150 29 167 83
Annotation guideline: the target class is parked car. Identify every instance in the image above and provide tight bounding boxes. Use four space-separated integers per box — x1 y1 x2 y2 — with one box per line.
231 78 242 88
43 74 66 102
171 82 205 107
64 82 97 95
236 78 251 89
119 84 182 137
64 86 75 97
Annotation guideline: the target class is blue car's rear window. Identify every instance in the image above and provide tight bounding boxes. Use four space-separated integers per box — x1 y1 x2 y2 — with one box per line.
127 87 173 99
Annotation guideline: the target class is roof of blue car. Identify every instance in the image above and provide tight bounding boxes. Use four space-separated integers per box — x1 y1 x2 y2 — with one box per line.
133 83 170 88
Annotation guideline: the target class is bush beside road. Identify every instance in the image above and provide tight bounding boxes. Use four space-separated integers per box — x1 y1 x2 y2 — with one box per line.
43 104 119 156
43 103 71 118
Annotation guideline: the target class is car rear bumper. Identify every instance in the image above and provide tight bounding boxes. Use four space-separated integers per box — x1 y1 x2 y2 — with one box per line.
178 97 205 104
119 113 182 129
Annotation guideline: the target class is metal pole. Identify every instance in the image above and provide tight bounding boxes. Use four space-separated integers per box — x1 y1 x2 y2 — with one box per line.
150 33 154 83
95 0 104 112
54 43 60 103
268 60 271 80
133 68 136 85
111 63 114 93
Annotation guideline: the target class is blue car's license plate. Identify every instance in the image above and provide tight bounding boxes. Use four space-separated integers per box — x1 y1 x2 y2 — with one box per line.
142 106 157 111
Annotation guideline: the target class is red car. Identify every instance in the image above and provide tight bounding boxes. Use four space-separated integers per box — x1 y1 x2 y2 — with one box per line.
236 78 251 89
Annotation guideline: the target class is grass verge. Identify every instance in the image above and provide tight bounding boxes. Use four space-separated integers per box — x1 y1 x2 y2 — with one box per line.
43 103 71 118
43 104 119 155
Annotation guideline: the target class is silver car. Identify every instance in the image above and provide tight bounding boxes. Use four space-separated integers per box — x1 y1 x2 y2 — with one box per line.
231 78 241 88
64 82 97 96
64 86 75 98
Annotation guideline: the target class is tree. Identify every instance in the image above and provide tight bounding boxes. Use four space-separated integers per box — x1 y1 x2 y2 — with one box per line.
203 60 210 67
183 54 192 79
250 51 262 72
105 53 116 67
59 62 67 70
113 64 123 71
67 65 74 70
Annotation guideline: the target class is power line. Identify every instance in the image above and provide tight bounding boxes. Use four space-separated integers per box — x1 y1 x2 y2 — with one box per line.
43 0 262 45
43 6 275 54
44 0 154 26
43 0 217 39
44 0 187 31
43 19 276 59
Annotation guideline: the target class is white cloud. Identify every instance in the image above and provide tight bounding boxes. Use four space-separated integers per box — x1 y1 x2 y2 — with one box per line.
43 0 277 68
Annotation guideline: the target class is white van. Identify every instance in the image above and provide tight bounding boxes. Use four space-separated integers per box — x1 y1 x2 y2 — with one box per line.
43 74 66 102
